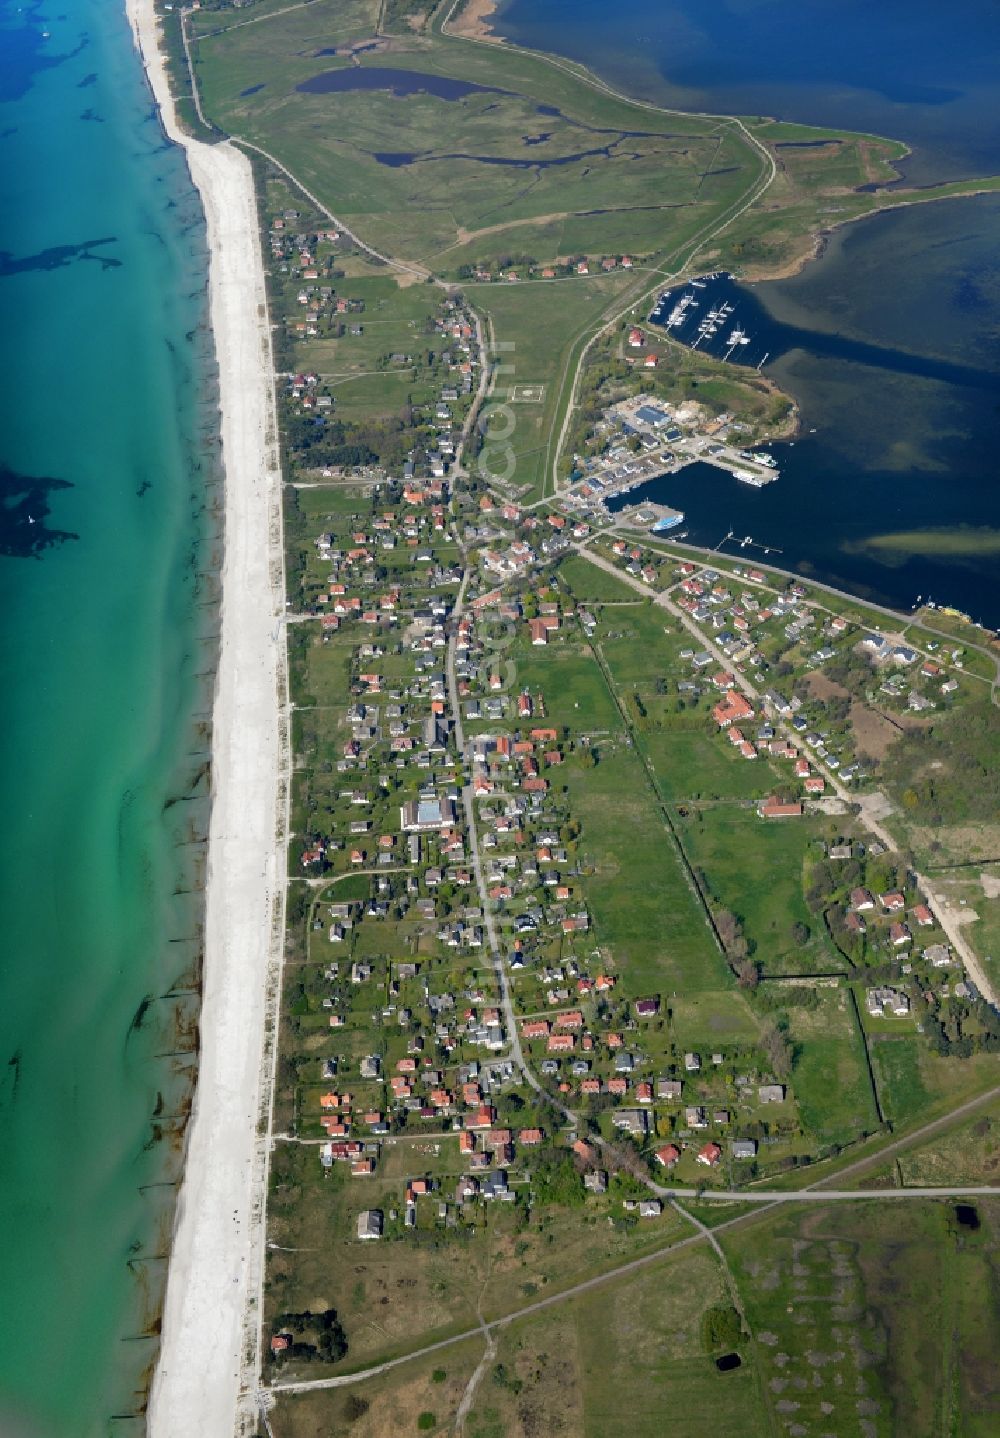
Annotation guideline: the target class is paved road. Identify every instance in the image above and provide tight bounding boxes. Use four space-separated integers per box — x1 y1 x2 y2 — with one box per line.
445 567 531 1086
688 1185 1000 1201
639 533 1000 699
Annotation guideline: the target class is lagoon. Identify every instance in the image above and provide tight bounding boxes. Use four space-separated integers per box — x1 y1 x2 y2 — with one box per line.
504 0 1000 623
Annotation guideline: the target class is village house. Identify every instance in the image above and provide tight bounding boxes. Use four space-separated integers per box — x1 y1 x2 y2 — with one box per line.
867 986 910 1017
713 692 756 728
357 1210 383 1241
760 796 803 820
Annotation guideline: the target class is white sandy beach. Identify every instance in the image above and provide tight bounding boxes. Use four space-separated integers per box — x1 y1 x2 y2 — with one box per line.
124 2 287 1434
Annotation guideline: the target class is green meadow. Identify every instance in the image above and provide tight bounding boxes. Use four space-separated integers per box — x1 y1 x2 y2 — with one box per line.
679 806 839 976
723 1198 1000 1438
564 747 728 996
192 0 757 271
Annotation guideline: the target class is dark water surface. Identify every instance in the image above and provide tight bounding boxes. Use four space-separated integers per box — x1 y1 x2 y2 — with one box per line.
297 65 507 99
503 0 1000 622
501 0 1000 183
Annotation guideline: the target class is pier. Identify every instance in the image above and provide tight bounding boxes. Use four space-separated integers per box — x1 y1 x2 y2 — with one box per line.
562 393 780 520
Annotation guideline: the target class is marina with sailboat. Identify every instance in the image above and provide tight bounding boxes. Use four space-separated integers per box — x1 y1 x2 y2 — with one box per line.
649 273 767 369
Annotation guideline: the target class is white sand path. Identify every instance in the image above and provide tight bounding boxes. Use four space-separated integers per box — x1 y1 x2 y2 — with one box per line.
124 3 287 1434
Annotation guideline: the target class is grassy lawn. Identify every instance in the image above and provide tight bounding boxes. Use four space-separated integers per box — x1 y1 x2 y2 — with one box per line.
968 897 1000 993
646 731 776 803
669 989 762 1052
678 805 840 976
472 275 634 498
592 601 685 685
783 987 880 1148
722 1198 1000 1437
466 1243 769 1438
300 625 356 708
557 551 644 604
870 1037 1000 1130
565 747 728 995
511 637 623 734
869 1034 930 1128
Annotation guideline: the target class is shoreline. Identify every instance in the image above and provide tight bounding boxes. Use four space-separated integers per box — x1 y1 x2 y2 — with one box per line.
123 2 287 1435
447 0 506 42
739 183 1000 283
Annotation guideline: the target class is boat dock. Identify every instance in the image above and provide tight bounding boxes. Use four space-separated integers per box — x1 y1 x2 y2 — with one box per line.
613 499 686 535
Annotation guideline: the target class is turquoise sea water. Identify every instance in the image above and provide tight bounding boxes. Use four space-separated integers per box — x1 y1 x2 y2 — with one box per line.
0 2 217 1432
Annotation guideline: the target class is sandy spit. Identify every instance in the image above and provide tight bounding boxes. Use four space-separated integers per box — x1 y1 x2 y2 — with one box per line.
123 2 287 1435
447 0 506 42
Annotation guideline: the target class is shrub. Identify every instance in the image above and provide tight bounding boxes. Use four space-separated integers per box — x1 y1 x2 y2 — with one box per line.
701 1304 742 1353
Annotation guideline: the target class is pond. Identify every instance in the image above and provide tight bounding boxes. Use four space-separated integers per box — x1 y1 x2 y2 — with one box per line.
296 67 508 100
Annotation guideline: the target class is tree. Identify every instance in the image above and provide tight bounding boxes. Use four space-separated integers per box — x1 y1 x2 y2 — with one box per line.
532 1153 585 1207
791 921 811 947
717 908 748 962
736 957 760 990
701 1304 742 1353
762 1020 793 1080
